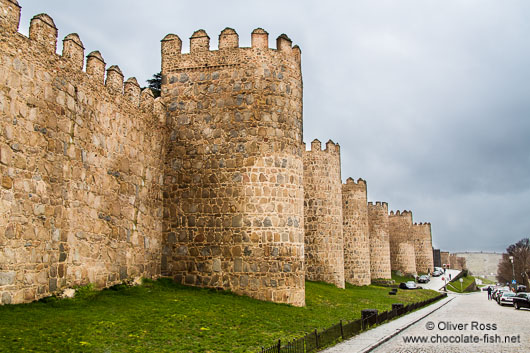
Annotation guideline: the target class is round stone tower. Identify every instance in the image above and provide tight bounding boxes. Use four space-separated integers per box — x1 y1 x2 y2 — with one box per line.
303 139 345 288
160 29 305 306
367 202 391 280
412 222 434 274
388 210 417 275
342 178 371 285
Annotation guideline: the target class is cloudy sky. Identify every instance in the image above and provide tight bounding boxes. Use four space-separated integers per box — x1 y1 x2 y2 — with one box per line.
17 0 530 252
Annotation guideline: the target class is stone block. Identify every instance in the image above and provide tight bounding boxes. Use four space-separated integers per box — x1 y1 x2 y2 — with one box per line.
0 272 16 286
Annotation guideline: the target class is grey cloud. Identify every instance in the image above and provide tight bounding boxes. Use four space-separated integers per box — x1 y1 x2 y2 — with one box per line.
19 0 530 252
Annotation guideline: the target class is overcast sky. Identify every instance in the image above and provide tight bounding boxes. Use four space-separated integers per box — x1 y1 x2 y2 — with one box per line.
17 0 530 252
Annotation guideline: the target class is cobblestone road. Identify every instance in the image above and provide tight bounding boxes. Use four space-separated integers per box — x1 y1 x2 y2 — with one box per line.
372 291 530 353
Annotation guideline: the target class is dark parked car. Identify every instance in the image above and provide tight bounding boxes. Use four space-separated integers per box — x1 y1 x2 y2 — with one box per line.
417 275 430 283
399 281 422 290
513 293 530 310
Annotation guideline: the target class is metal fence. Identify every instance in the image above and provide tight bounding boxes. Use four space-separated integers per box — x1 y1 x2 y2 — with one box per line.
259 293 447 353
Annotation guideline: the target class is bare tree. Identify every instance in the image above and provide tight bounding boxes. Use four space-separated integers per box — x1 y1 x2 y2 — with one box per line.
497 238 530 288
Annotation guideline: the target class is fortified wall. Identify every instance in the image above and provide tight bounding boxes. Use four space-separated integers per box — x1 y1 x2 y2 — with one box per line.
303 139 344 288
412 222 434 274
160 28 305 306
388 211 416 275
341 178 370 285
441 251 450 267
0 1 166 304
449 254 467 271
0 0 439 306
367 202 391 279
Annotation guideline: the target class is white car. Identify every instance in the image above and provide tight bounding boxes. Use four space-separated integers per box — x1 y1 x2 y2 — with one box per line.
498 292 516 306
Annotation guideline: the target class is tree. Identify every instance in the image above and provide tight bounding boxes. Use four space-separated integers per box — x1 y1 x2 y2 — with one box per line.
497 238 530 288
146 72 161 98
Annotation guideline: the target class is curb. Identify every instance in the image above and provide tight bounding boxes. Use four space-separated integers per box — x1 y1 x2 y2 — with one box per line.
360 296 455 353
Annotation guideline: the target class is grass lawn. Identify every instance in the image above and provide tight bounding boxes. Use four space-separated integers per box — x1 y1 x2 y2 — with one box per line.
0 279 440 353
447 275 476 293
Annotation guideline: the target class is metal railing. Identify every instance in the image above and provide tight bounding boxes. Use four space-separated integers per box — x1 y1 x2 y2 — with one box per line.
259 293 447 353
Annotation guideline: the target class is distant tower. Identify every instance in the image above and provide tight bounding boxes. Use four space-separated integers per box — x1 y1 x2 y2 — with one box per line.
388 211 417 275
412 223 435 273
160 29 305 306
303 139 345 288
367 202 391 279
342 178 371 285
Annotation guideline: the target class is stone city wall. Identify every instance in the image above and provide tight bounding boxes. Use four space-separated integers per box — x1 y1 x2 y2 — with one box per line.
441 251 450 267
0 0 440 307
367 202 391 279
388 210 416 275
160 28 306 306
412 222 434 274
342 177 370 285
0 1 166 304
449 254 467 271
303 139 345 288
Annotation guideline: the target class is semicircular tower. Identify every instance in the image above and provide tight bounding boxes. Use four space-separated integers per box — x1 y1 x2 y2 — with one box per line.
388 210 417 275
160 29 305 306
303 140 345 288
367 202 391 280
412 223 434 274
342 178 371 285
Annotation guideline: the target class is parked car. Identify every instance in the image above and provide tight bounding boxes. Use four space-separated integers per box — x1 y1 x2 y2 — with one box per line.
399 281 421 290
432 270 442 277
498 292 516 306
513 293 530 310
492 287 510 301
417 275 430 283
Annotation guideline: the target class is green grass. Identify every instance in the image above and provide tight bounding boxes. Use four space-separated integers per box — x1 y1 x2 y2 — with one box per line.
447 275 476 293
391 271 416 283
0 279 440 353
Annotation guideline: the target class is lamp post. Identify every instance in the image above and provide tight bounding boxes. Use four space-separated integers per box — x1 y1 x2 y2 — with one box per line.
509 256 515 291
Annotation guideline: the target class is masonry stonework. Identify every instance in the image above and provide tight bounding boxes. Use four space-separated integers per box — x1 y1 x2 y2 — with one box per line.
367 202 391 280
0 2 166 304
342 178 370 285
0 0 440 306
160 29 305 306
303 139 344 288
412 223 434 274
388 211 416 275
441 251 450 267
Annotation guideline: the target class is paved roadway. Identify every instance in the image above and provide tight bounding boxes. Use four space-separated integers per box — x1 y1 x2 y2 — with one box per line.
325 290 530 353
371 291 530 353
420 269 461 291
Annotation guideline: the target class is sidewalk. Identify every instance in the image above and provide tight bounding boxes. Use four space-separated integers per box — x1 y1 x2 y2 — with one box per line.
322 293 455 353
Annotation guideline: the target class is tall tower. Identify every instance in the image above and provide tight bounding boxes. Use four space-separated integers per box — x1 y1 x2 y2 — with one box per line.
303 139 345 288
412 222 434 274
160 29 305 306
367 202 392 279
342 178 371 285
388 211 417 275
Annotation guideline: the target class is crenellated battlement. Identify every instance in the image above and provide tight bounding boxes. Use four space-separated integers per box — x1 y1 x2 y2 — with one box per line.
160 28 301 77
0 5 164 118
305 139 341 155
368 201 389 210
389 210 412 217
0 0 20 32
344 177 366 186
